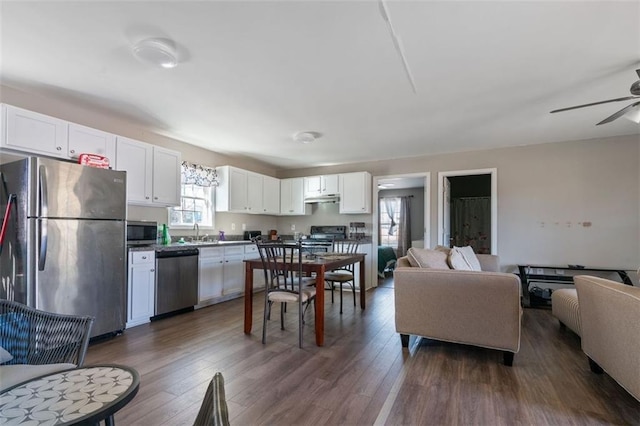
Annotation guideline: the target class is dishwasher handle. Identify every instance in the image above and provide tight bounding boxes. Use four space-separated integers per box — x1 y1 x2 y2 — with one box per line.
156 248 199 258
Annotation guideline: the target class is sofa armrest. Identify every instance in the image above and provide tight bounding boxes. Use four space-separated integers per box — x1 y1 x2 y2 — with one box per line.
394 267 521 352
396 256 411 268
477 254 500 272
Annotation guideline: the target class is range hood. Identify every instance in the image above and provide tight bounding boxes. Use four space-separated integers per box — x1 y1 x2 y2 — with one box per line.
304 194 340 204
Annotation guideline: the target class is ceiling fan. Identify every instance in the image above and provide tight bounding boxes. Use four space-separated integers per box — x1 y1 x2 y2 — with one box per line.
550 69 640 125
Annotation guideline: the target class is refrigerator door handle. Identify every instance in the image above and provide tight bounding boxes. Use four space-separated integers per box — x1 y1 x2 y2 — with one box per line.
38 218 48 271
39 165 48 217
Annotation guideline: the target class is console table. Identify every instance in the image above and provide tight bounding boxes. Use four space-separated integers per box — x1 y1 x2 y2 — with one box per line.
0 364 139 425
517 265 633 307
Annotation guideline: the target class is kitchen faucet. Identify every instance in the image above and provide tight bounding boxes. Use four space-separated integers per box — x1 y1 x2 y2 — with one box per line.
193 223 200 241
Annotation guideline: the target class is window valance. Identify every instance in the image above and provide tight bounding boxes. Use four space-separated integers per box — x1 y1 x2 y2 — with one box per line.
181 161 219 187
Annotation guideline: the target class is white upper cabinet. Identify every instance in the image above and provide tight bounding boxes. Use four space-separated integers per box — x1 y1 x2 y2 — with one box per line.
246 171 263 213
340 171 372 214
67 123 116 164
115 137 181 206
217 166 248 212
2 104 68 158
216 165 280 215
152 146 181 206
280 178 309 216
304 174 339 198
261 175 281 214
115 137 153 204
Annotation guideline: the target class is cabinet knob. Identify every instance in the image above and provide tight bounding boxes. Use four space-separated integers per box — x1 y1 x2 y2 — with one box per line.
56 146 62 151
70 149 75 154
150 269 155 272
142 256 147 260
145 196 150 200
154 197 158 200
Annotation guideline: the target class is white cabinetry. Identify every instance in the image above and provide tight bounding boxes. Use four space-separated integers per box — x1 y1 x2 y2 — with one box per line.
2 104 68 158
127 250 156 328
244 244 264 290
115 137 181 206
261 175 281 214
152 146 181 205
340 171 372 213
216 166 280 215
198 247 224 302
304 174 339 198
68 123 116 164
198 243 261 306
280 178 309 215
222 246 245 296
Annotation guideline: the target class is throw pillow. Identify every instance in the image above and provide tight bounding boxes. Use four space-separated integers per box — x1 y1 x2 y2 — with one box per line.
448 246 482 271
0 345 12 364
407 248 450 269
434 245 451 255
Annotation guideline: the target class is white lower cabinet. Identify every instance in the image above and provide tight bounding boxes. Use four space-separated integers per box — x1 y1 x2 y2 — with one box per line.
198 244 258 305
198 247 224 302
354 243 373 291
127 250 156 328
222 246 245 295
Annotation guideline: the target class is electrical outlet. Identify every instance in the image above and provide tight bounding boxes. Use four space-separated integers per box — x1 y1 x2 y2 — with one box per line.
231 223 236 230
291 224 295 231
242 224 246 231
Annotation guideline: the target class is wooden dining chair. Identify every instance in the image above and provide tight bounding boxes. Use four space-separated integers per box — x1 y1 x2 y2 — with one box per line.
324 240 359 314
255 238 316 348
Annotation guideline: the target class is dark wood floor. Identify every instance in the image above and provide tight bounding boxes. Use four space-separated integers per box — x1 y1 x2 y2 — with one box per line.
85 278 640 425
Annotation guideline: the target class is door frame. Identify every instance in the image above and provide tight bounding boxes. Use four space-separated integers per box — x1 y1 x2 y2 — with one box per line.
437 168 497 254
372 172 430 286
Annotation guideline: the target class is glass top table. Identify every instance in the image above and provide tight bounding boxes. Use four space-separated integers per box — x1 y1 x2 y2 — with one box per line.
0 364 140 425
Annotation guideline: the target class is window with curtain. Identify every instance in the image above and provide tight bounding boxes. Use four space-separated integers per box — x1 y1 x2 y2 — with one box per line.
379 197 401 248
169 161 218 229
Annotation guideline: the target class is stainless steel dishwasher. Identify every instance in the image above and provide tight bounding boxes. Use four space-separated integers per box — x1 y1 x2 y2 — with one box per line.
155 248 199 316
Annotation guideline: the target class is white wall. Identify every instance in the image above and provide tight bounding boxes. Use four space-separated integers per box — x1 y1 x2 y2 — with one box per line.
281 136 640 276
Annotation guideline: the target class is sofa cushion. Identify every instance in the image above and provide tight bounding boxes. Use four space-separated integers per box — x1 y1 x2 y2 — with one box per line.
407 248 450 269
0 345 12 364
449 246 482 271
0 363 76 392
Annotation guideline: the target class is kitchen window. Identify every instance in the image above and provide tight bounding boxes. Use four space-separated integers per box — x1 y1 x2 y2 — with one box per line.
169 162 218 229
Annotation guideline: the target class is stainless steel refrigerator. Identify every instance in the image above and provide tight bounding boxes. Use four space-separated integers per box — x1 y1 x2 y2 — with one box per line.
0 157 127 338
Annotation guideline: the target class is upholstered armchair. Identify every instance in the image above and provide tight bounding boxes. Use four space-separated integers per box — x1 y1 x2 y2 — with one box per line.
574 275 640 402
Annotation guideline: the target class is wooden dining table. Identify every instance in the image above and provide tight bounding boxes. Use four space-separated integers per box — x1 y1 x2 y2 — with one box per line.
244 252 366 346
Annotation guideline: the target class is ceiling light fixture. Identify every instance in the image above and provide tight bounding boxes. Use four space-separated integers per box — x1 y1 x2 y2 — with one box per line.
293 131 318 144
132 38 178 69
624 105 640 123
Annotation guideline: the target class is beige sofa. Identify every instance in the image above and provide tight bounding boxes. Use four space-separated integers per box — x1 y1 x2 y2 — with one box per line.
394 253 522 365
574 275 640 402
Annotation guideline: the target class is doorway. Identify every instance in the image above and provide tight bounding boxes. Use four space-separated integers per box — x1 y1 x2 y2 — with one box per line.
373 173 430 284
438 168 497 254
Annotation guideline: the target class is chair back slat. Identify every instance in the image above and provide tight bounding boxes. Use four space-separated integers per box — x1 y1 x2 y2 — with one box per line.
0 299 94 366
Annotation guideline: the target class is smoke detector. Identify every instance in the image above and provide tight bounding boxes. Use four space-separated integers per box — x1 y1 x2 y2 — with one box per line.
293 131 321 144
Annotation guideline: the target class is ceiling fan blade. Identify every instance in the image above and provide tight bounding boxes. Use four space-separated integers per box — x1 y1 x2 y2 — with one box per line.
550 96 639 113
596 100 640 125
